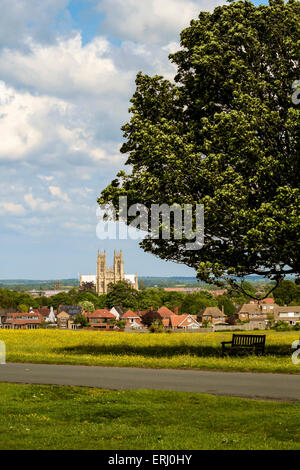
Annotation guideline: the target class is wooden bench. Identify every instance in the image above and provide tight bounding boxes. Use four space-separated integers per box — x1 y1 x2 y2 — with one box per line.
221 334 266 355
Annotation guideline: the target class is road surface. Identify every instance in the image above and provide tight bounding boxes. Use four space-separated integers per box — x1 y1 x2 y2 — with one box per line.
1 363 300 401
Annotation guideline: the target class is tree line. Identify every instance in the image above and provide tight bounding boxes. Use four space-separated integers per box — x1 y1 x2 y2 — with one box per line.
0 279 299 316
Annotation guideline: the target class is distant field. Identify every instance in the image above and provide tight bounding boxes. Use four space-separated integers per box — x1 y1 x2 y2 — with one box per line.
0 382 299 450
0 330 299 374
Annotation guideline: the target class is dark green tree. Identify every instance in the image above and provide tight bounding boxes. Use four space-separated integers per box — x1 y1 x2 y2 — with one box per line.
273 280 300 305
217 295 236 316
99 0 300 298
73 314 90 327
106 281 139 309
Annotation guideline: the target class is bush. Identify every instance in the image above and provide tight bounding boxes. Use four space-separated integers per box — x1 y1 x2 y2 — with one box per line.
149 320 164 333
272 321 291 331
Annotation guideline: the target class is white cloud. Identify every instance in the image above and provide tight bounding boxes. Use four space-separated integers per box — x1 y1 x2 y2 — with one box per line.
97 0 225 44
0 81 70 161
0 201 26 216
0 1 227 248
0 35 133 100
38 175 55 182
49 185 70 202
24 192 58 212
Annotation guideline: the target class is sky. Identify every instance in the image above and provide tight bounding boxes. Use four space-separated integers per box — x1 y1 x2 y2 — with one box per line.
0 0 266 280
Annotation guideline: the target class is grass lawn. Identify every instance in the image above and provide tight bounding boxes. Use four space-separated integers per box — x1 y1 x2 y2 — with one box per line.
0 329 299 374
0 382 299 450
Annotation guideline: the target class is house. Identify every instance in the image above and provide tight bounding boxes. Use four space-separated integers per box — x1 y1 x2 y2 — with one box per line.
139 309 162 327
57 305 82 317
56 311 70 329
169 314 201 330
110 306 125 320
38 306 50 318
274 306 300 326
236 303 276 323
157 306 175 319
122 310 143 329
198 306 227 325
84 309 116 330
1 312 43 329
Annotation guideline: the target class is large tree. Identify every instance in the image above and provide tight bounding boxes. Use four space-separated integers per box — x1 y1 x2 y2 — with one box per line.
99 0 300 296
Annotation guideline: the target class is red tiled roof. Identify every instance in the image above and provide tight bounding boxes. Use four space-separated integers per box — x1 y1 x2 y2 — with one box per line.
6 320 42 325
85 309 114 319
162 318 170 327
170 314 200 328
125 318 143 326
250 298 275 305
4 312 43 324
122 310 140 318
157 306 174 318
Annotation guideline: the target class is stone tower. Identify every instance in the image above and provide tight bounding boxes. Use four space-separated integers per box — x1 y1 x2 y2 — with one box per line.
113 249 124 282
96 250 107 295
96 249 125 295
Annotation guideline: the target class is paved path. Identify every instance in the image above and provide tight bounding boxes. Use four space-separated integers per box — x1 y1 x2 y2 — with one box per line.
1 363 300 401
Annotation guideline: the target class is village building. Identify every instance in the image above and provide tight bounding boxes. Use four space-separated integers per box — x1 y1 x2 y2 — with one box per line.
274 306 300 326
157 306 175 319
84 309 116 330
57 305 82 317
56 311 70 329
198 306 227 325
169 314 201 330
1 312 43 329
122 310 143 329
110 306 124 320
236 303 276 323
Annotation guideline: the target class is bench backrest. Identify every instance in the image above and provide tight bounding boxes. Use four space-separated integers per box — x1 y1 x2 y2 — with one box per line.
232 334 266 346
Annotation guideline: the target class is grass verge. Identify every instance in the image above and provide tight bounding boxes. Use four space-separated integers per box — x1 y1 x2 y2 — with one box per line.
0 382 300 450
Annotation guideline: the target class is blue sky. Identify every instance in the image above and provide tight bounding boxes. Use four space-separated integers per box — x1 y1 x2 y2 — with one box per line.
0 0 267 279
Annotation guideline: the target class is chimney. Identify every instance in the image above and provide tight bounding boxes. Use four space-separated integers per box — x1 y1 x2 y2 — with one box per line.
174 306 179 315
221 305 224 315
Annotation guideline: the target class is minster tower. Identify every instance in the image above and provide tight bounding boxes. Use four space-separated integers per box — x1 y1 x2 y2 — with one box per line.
96 249 125 295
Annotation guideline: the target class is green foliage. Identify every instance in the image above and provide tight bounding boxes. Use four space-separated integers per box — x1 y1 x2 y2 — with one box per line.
181 292 216 315
217 296 236 317
149 320 164 333
115 319 126 330
18 304 29 313
272 320 291 331
78 300 95 312
48 293 74 309
201 319 212 329
99 0 300 285
73 314 89 327
106 281 139 310
273 280 300 306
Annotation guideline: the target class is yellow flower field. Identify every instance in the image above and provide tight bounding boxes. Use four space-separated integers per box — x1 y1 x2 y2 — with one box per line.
0 329 299 374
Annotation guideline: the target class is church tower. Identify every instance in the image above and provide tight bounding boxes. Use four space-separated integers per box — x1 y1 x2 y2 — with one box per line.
114 249 124 283
93 249 136 295
96 250 106 295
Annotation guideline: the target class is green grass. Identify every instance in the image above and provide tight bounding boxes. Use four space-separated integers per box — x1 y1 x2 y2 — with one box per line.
0 329 299 374
0 382 299 450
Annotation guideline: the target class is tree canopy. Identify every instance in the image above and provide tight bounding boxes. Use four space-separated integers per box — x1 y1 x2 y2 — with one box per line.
98 0 300 291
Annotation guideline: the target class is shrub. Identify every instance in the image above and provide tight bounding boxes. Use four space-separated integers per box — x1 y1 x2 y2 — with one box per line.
149 320 164 333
